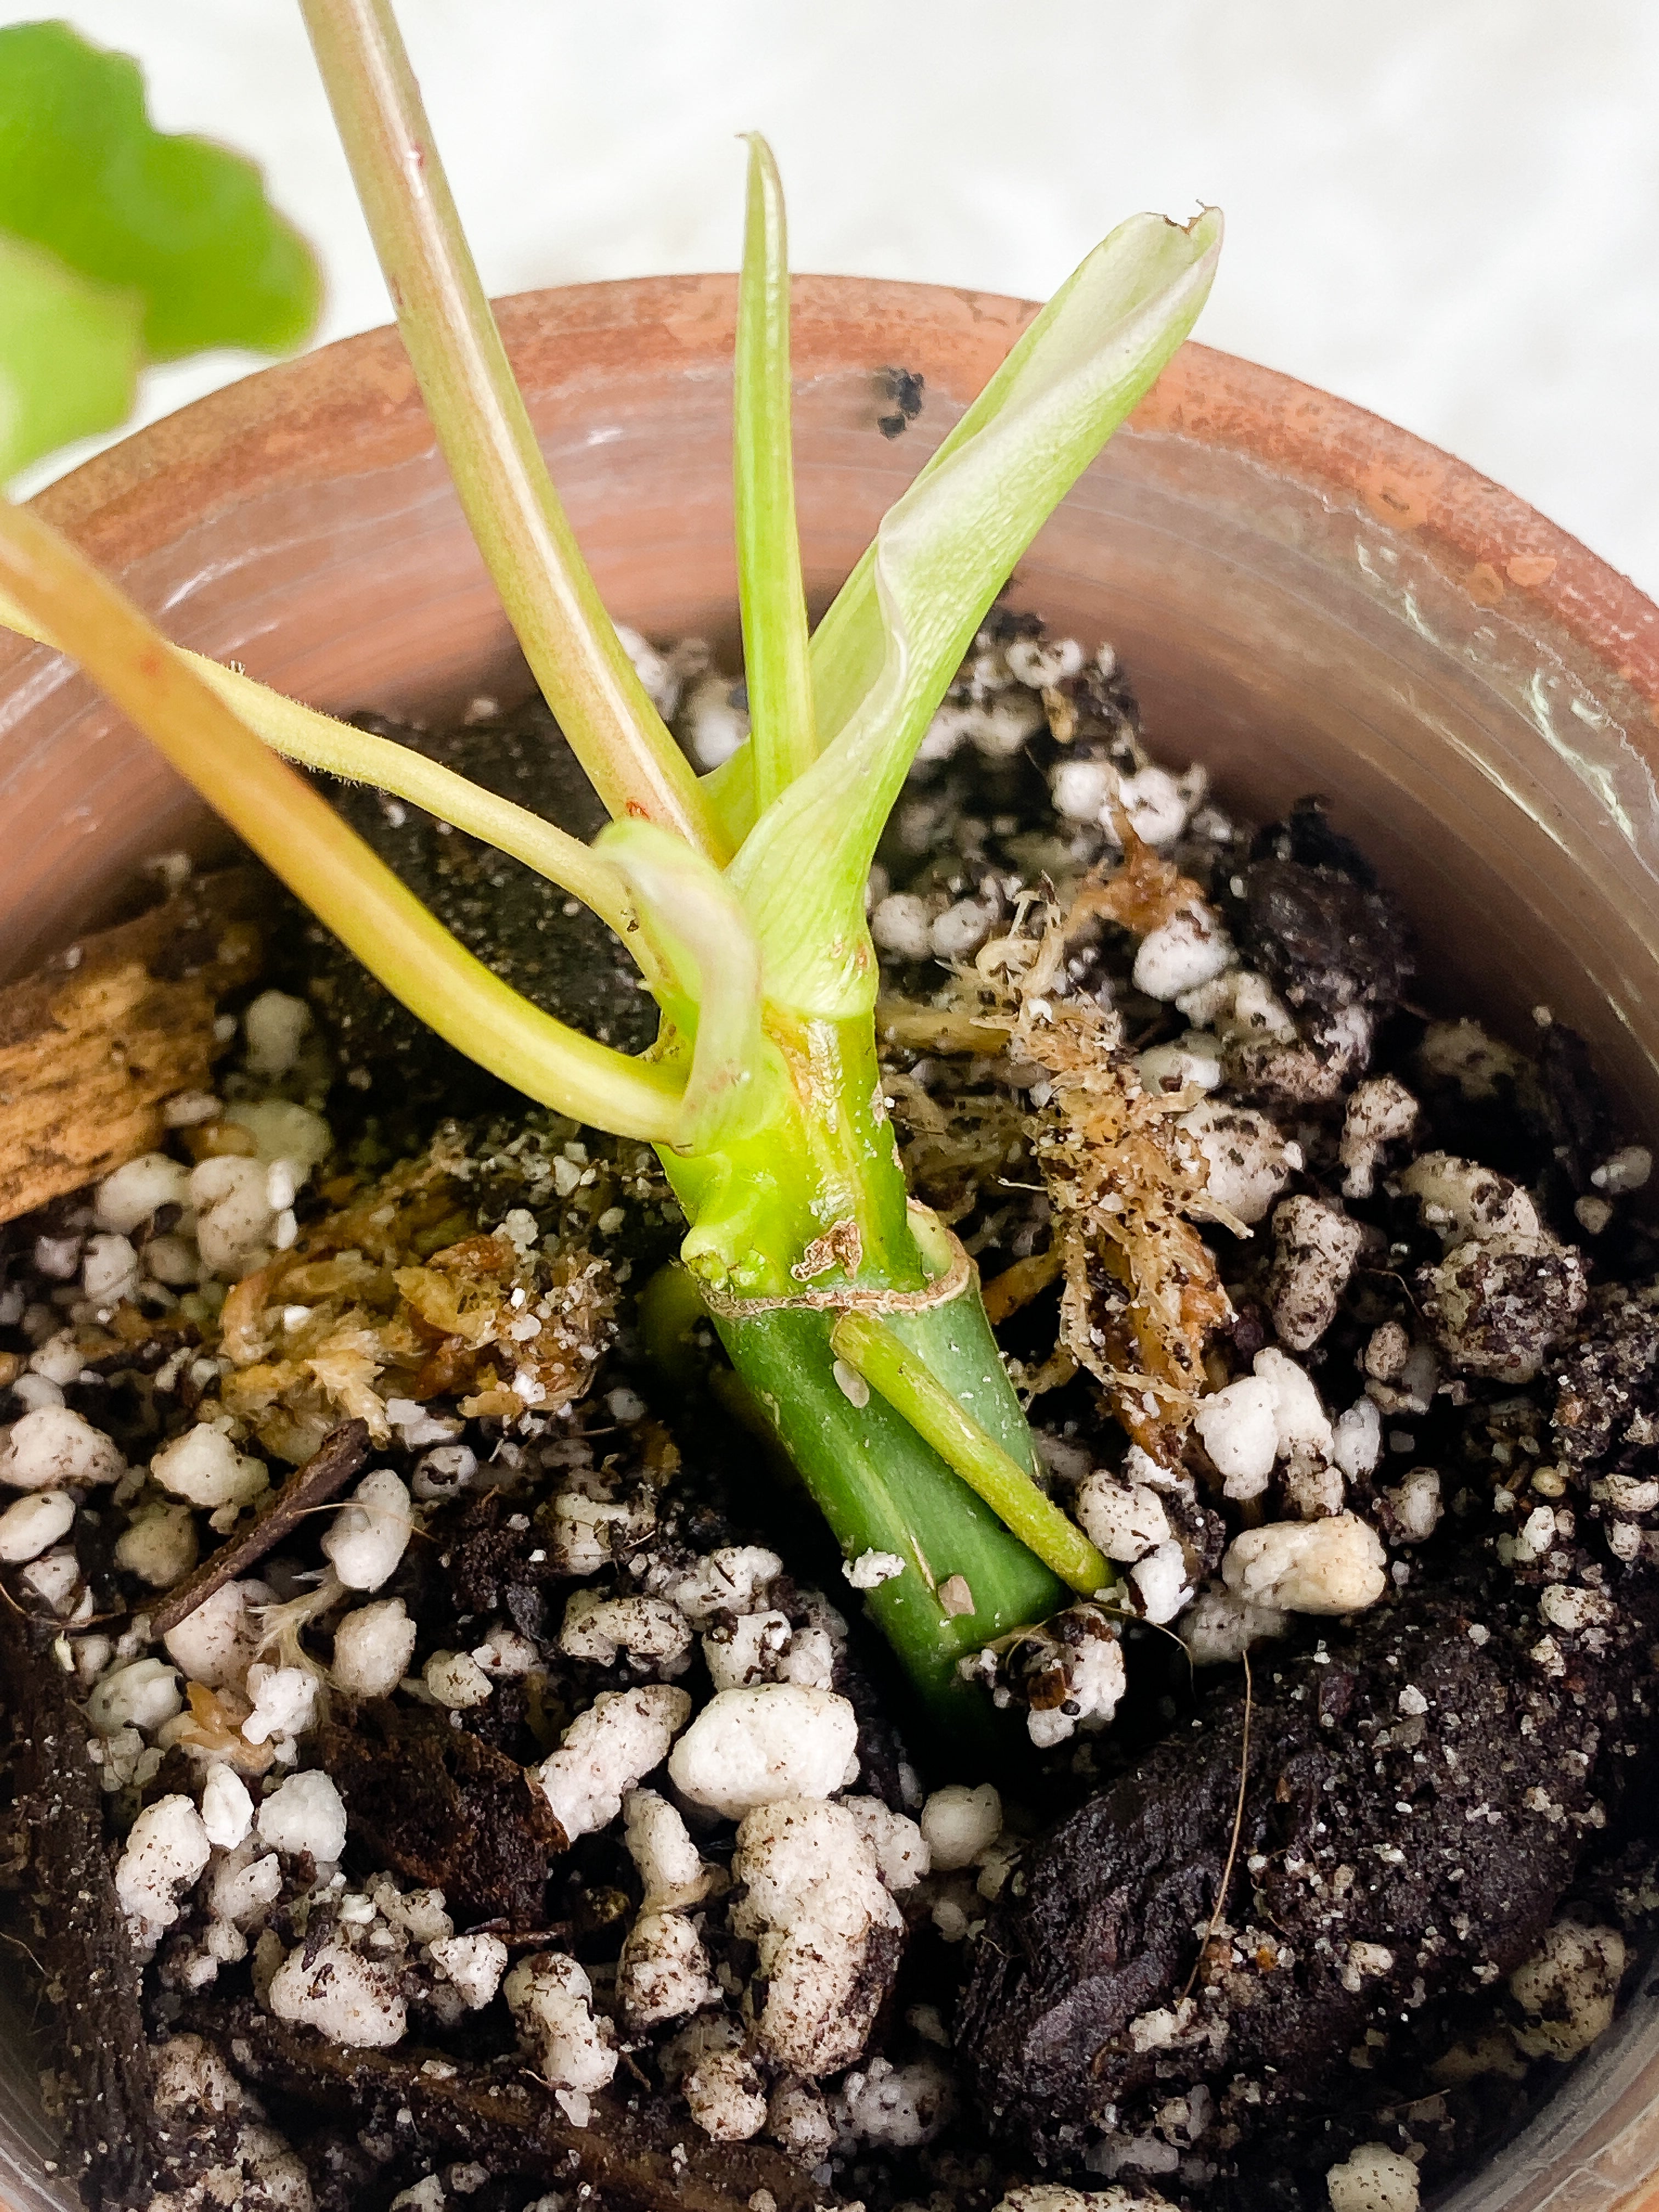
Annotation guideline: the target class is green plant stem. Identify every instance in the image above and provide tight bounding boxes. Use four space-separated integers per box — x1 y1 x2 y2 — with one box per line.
734 134 815 815
831 1310 1112 1596
719 1303 1064 1725
647 1004 1065 1723
0 586 642 949
0 496 684 1142
299 0 723 859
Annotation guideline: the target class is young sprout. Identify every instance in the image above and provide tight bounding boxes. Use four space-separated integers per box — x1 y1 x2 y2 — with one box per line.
0 2 1221 1737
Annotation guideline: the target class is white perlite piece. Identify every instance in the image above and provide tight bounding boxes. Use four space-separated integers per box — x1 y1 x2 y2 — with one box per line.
1176 1099 1294 1225
242 1663 320 1747
164 1579 264 1690
1128 1543 1192 1629
189 1154 278 1278
1255 1347 1335 1462
1592 1145 1652 1194
1400 1150 1587 1384
200 1764 255 1850
115 1502 198 1587
0 1404 124 1490
731 1797 904 2076
668 1684 860 1819
0 1487 75 1562
1510 1922 1626 2059
115 1794 212 1953
321 1468 413 1590
1133 906 1234 1001
149 2030 245 2118
505 1952 618 2092
1339 1076 1419 1199
208 1839 283 1927
661 1545 782 1627
1180 1581 1290 1666
1538 1582 1617 1634
1333 1397 1383 1482
617 1906 717 2029
843 1797 930 1890
331 1596 417 1697
1325 2145 1420 2212
843 1548 906 1589
870 893 933 962
94 1151 193 1234
152 1424 268 1512
836 2055 954 2149
1268 1197 1364 1352
242 989 312 1080
558 1588 691 1668
702 1607 836 1693
665 2016 768 2143
1222 1513 1387 1616
919 1782 1002 1871
430 1931 509 2011
22 1546 86 1618
1383 1466 1443 1544
996 2192 1177 2212
1138 1031 1224 1096
1074 1472 1171 1562
623 1788 716 1910
222 1098 332 1171
423 1650 494 1708
82 1233 140 1307
768 2077 837 2164
269 1930 407 2049
537 1685 691 1839
257 1769 348 1861
88 1657 183 1736
1192 1376 1278 1499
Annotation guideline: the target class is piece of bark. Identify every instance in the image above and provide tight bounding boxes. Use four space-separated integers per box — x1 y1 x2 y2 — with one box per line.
0 869 261 1224
318 1699 565 1928
204 2000 834 2212
150 1420 370 1639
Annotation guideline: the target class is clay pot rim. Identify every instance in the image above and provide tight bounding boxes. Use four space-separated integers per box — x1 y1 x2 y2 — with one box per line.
32 270 1659 719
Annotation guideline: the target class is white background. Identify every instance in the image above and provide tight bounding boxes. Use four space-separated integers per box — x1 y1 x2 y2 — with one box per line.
10 1 1659 596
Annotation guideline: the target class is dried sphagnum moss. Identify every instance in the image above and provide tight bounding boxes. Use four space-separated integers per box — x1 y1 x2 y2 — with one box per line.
210 1132 613 1462
883 849 1234 1464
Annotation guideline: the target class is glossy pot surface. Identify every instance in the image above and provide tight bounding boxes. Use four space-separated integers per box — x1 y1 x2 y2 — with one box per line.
3 274 1658 2212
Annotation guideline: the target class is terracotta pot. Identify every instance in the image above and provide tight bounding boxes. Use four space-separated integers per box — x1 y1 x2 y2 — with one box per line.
4 275 1659 2212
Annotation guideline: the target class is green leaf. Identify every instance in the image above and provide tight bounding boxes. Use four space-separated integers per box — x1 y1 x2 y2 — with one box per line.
729 206 1222 1019
734 134 816 816
0 233 142 478
0 21 321 363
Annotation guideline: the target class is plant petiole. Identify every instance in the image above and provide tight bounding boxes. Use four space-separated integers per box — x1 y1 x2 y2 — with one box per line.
830 1308 1114 1597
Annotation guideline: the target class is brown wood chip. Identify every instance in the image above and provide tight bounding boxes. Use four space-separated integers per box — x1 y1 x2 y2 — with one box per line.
0 868 262 1225
149 1418 370 1638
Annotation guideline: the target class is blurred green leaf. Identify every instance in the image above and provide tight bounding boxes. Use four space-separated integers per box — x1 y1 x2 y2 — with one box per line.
0 20 321 476
0 233 142 477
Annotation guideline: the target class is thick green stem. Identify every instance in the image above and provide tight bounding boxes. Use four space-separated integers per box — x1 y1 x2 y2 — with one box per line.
300 0 723 857
719 1299 1066 1727
831 1311 1112 1596
653 1004 1065 1724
